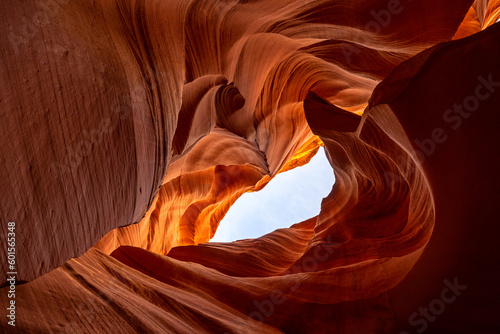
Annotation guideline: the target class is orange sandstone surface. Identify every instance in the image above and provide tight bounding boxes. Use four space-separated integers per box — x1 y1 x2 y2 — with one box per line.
1 0 500 333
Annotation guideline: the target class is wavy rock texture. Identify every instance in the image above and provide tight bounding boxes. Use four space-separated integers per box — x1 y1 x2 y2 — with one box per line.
1 0 500 333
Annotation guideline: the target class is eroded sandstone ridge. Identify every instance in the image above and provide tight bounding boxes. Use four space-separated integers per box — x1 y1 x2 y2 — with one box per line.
1 0 499 332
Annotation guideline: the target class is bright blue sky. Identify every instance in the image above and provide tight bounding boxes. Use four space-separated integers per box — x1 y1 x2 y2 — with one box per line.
210 147 335 242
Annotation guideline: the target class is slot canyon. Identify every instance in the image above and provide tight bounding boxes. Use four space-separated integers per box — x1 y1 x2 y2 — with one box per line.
1 0 500 333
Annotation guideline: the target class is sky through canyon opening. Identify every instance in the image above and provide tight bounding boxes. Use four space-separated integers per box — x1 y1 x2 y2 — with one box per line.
210 147 335 242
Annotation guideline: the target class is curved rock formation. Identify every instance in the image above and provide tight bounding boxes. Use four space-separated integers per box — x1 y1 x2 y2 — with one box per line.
1 0 500 333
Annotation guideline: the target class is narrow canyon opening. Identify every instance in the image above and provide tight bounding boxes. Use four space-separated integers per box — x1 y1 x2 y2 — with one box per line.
211 147 335 242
